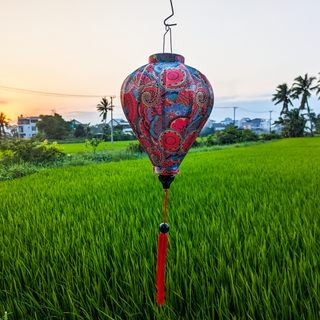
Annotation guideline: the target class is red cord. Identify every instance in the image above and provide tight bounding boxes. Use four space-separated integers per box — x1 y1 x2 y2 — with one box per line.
164 189 167 224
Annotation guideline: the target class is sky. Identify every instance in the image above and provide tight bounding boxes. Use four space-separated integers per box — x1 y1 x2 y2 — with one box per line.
1 0 319 126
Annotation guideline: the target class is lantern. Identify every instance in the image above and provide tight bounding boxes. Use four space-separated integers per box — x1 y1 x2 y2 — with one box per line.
120 53 214 186
120 53 214 305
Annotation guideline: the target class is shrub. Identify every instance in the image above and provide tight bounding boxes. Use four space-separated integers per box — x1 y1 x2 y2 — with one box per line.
241 129 259 142
82 154 112 163
0 162 41 181
126 142 145 154
206 134 219 146
260 131 282 141
30 131 46 142
0 139 66 164
215 126 242 144
83 138 104 154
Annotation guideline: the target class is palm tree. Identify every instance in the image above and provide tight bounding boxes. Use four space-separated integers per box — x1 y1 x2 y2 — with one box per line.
291 74 317 136
313 72 320 100
272 83 293 115
0 112 10 138
97 97 110 129
273 108 307 138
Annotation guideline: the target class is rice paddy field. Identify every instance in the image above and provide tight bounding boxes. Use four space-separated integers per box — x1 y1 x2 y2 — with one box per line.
56 138 206 154
61 140 136 154
1 137 320 319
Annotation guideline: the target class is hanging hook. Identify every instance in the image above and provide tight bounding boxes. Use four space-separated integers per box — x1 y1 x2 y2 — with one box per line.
163 0 177 54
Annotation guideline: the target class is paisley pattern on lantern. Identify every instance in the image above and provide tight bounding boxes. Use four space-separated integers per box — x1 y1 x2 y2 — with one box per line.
149 146 164 166
181 130 199 153
120 53 214 176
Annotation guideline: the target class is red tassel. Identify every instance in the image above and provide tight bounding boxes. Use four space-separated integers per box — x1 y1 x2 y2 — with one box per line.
157 232 168 305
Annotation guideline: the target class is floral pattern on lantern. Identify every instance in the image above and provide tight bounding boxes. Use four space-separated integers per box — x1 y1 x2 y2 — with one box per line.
121 53 214 176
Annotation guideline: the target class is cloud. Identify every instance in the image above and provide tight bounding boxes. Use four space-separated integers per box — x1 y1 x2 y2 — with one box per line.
0 100 8 104
215 93 273 104
63 110 95 116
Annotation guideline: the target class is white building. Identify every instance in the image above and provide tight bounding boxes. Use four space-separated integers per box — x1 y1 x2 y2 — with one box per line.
201 119 225 135
221 117 239 126
18 116 41 138
239 118 270 133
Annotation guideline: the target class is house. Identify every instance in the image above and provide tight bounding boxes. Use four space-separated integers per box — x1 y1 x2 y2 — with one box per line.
239 118 270 133
107 118 133 134
70 119 85 128
221 117 239 126
200 119 226 134
223 117 233 125
211 123 226 131
17 116 41 138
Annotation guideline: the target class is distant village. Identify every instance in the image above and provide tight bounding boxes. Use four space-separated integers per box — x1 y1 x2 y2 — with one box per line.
5 114 276 139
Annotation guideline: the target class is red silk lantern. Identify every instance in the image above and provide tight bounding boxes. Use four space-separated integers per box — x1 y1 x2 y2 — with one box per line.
121 53 214 183
120 53 214 305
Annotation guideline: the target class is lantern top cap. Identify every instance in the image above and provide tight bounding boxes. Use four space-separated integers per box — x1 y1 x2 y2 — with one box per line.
149 53 185 64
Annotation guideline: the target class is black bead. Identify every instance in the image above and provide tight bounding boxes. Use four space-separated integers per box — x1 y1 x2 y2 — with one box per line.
159 223 169 234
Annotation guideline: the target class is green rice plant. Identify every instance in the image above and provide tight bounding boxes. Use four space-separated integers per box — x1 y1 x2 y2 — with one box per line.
62 140 137 154
0 138 320 319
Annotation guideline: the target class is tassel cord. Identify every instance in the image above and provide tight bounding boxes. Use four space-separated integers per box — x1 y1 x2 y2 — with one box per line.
164 189 168 223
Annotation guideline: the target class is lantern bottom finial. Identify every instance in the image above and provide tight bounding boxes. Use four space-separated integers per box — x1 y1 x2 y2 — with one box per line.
159 175 175 189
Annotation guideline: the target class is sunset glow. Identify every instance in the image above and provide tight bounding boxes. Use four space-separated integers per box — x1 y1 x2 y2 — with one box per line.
1 0 319 125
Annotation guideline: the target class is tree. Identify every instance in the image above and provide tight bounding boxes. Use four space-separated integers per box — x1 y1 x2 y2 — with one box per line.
74 125 86 138
85 123 92 139
273 108 307 138
36 113 72 140
310 113 320 135
0 112 10 139
272 83 293 115
102 124 111 140
30 130 46 142
215 126 242 144
314 72 320 100
97 97 111 129
84 138 104 154
10 124 18 138
200 125 215 137
314 114 320 135
291 74 317 136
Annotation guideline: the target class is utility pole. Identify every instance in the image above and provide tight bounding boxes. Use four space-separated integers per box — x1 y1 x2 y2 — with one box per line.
269 110 273 133
110 96 116 145
233 107 238 126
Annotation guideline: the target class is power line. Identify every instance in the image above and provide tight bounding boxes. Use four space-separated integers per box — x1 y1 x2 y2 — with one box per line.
0 85 115 98
238 107 271 114
214 106 272 113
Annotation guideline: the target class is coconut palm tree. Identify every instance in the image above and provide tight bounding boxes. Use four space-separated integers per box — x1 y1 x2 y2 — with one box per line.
313 72 320 100
291 74 317 136
273 108 307 138
272 83 293 115
97 97 110 128
0 112 10 138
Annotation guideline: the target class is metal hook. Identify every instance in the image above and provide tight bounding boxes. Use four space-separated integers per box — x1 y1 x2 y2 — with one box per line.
163 0 177 54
